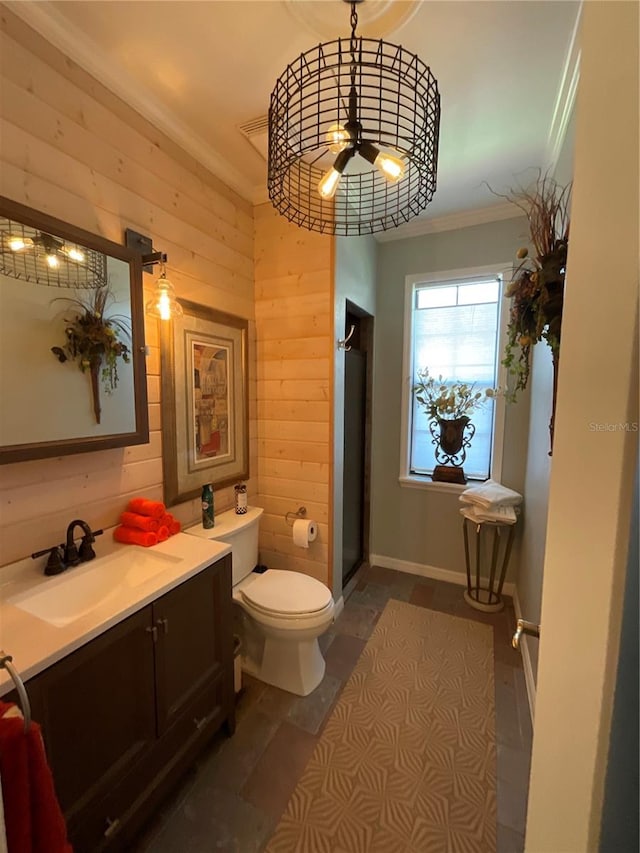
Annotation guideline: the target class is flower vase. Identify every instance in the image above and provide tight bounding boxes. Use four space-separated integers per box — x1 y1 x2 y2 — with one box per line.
430 416 473 484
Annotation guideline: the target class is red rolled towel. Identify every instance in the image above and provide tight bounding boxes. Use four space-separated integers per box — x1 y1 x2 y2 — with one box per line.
160 512 181 536
157 525 169 543
113 526 158 547
120 511 160 533
127 498 166 519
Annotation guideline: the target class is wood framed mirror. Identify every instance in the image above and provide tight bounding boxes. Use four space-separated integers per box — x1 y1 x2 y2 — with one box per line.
0 196 149 464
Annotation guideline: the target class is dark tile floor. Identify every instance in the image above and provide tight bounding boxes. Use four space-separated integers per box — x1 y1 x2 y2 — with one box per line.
134 565 532 853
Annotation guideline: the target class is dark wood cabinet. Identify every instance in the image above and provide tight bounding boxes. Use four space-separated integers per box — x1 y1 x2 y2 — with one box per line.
24 555 235 852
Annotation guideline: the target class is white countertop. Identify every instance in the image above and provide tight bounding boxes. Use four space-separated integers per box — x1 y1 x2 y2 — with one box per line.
0 532 231 696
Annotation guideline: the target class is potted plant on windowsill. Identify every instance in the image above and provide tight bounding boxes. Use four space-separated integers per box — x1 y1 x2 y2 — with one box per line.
413 368 495 483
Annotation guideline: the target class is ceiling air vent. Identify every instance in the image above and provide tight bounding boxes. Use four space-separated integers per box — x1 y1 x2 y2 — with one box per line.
238 114 269 162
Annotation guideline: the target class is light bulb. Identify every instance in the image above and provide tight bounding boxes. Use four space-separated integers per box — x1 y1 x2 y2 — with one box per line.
46 253 60 269
359 141 406 184
317 148 353 200
145 274 184 321
65 247 85 263
326 123 349 154
374 151 405 183
318 167 342 200
8 236 29 252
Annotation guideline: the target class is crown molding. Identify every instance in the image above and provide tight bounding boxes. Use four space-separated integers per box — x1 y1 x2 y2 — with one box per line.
545 2 582 173
374 202 523 243
6 1 256 203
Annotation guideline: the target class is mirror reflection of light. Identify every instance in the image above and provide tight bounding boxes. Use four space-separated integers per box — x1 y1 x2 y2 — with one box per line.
46 254 60 269
8 236 29 251
65 247 85 263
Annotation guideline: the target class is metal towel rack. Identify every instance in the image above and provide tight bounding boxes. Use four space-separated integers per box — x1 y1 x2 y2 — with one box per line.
0 650 31 734
285 506 307 526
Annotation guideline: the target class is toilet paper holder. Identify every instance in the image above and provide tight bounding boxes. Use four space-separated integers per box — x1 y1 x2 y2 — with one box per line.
285 506 307 526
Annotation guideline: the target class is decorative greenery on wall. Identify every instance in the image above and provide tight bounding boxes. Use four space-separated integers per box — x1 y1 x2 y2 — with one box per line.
493 173 571 452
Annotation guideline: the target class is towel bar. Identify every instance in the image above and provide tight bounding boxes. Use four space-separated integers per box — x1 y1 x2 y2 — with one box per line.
0 650 31 734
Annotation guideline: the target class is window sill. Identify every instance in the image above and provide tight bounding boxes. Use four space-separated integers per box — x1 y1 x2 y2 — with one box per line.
398 475 468 495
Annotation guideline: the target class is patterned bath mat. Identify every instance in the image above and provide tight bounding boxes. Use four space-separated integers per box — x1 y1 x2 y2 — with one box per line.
266 599 496 853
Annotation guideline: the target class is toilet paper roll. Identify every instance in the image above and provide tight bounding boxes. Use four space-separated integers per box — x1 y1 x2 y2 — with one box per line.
292 518 317 548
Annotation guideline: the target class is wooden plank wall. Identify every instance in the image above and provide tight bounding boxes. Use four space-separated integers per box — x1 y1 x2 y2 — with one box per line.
253 204 334 587
0 9 257 567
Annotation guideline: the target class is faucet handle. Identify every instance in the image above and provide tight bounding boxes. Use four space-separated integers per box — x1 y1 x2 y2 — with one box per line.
44 547 66 576
79 528 103 562
79 537 96 562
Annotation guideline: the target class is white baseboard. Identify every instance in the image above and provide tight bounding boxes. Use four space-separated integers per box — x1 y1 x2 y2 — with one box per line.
333 595 345 621
513 586 536 724
369 553 515 597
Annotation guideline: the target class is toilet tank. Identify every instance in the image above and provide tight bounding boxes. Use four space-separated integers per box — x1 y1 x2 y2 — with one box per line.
188 506 263 585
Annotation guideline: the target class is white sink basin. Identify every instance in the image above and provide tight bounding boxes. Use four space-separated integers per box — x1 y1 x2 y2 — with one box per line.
8 548 183 627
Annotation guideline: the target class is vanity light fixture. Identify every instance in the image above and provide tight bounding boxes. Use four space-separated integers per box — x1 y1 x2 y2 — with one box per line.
268 0 440 236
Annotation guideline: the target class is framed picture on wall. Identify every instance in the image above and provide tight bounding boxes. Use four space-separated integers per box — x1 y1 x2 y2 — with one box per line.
160 299 248 506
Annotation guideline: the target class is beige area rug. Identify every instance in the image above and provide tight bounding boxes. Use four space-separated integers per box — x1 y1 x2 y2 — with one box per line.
266 600 496 853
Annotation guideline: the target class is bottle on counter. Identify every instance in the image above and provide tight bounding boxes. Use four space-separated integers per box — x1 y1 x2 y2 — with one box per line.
234 483 248 514
202 483 215 529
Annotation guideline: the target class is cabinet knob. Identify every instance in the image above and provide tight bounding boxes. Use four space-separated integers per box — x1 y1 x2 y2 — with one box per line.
146 625 158 642
156 617 169 635
104 816 121 838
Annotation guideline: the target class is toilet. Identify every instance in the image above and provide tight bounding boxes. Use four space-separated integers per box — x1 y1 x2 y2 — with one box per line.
185 506 335 696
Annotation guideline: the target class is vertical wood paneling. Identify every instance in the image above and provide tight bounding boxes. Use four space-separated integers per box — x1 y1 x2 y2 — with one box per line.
254 204 334 586
0 12 256 567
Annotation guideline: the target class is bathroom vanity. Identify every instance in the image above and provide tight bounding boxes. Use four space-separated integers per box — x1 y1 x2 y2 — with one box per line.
0 535 235 852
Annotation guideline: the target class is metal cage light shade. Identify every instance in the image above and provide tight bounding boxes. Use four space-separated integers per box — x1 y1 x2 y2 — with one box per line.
268 2 440 236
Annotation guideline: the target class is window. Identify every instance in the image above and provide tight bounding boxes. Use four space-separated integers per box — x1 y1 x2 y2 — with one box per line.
400 264 508 487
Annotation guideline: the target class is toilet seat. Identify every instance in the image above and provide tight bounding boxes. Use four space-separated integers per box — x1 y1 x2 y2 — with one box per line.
240 569 332 618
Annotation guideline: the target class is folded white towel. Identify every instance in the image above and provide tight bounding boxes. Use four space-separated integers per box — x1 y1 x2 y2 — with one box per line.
459 478 523 509
460 504 518 525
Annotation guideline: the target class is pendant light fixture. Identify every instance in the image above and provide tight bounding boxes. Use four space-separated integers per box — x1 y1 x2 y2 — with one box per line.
1 217 106 289
145 258 183 321
125 228 183 321
268 0 440 236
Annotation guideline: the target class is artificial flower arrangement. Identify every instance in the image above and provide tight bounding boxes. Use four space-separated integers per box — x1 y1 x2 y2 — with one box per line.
413 368 495 421
51 283 131 424
498 173 571 400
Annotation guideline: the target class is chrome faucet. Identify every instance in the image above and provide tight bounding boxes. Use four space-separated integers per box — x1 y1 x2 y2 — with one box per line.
31 522 103 575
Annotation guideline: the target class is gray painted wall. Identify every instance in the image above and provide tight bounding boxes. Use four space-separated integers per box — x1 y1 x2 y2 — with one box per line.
332 235 377 599
370 217 531 574
517 108 576 679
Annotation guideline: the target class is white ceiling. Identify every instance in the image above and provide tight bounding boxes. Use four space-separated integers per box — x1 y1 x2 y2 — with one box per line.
11 0 581 235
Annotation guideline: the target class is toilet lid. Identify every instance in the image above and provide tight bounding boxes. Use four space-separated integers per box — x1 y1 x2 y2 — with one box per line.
241 569 332 616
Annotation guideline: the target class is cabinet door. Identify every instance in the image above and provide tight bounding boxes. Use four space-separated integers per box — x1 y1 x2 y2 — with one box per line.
153 557 232 735
29 607 156 826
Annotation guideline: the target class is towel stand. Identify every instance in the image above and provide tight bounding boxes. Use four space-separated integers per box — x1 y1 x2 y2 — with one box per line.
0 650 31 734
